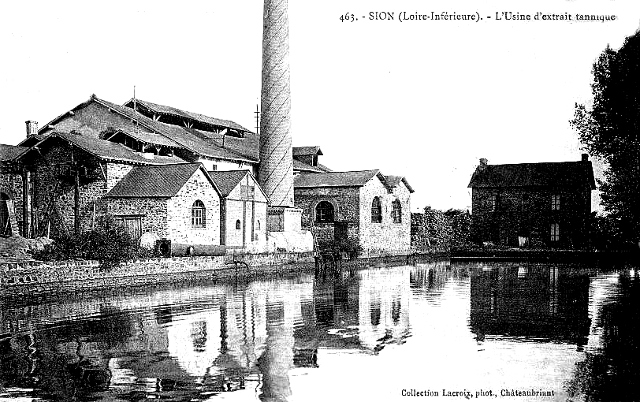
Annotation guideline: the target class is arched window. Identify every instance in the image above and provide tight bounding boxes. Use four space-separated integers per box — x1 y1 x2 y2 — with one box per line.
256 220 261 230
371 197 382 223
191 200 206 228
315 201 334 223
392 199 402 223
236 219 241 230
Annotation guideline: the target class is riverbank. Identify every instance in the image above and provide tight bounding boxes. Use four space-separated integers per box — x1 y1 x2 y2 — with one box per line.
451 248 640 263
0 251 438 299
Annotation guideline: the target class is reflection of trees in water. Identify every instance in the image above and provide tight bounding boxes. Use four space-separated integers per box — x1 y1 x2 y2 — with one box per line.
566 271 640 402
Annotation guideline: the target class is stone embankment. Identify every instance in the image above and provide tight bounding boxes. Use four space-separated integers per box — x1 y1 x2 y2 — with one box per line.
0 252 316 297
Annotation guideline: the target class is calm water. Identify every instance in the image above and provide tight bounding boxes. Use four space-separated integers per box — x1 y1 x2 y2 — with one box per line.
1 260 639 402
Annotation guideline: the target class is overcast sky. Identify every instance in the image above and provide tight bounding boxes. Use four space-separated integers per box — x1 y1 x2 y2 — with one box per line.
2 0 640 211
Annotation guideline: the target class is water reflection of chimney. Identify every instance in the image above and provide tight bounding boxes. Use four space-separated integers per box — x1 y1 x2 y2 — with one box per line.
258 301 293 402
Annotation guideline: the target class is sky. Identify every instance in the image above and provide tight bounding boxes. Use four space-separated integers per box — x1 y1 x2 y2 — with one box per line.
2 0 640 212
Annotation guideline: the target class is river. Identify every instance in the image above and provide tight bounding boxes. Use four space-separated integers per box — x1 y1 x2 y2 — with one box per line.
0 259 639 401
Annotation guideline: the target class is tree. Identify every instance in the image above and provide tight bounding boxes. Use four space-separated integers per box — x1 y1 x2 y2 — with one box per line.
571 30 640 246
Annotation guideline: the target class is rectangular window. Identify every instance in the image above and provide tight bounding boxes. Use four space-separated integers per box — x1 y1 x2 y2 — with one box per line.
192 208 205 227
489 194 497 212
115 216 142 240
551 194 561 211
550 223 560 242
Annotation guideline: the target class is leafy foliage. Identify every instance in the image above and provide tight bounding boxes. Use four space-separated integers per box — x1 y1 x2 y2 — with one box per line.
418 206 473 252
570 32 640 243
33 215 151 269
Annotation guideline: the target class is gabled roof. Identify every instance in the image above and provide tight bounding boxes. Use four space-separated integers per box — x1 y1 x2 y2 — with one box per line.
294 170 383 188
384 175 415 193
207 170 250 197
468 160 596 189
0 144 29 162
34 95 258 163
293 146 323 156
106 163 217 198
23 132 186 165
124 98 252 134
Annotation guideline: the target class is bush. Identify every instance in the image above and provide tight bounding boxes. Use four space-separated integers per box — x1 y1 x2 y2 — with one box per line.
33 215 151 269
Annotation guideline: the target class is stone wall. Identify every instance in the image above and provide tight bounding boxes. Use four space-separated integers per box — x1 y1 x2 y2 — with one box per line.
294 186 360 243
167 168 221 245
0 252 315 296
106 197 168 237
31 142 108 236
471 186 592 248
359 176 411 253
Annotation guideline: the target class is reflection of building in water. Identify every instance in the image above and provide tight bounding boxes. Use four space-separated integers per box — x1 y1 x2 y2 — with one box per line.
468 264 590 344
0 265 413 400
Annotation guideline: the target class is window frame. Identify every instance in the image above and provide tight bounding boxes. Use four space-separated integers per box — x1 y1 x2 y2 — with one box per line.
315 201 335 224
371 197 382 223
550 223 560 242
551 194 561 211
391 199 402 223
191 200 206 228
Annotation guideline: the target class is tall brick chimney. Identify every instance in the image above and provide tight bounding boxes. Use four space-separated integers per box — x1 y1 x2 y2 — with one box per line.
259 0 294 208
25 120 38 137
581 153 589 162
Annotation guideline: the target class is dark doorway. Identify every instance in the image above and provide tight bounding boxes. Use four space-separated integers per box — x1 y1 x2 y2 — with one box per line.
0 192 11 237
334 222 348 243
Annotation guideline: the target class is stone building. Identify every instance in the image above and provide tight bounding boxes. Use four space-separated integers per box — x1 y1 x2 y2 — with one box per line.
294 170 413 254
207 170 268 250
1 94 414 255
105 163 221 254
468 156 596 248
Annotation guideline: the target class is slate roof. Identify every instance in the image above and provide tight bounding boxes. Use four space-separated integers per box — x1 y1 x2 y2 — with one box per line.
0 144 29 162
106 129 183 149
106 163 206 198
26 132 186 165
34 95 258 163
207 170 249 197
294 170 382 188
293 146 323 156
124 98 252 134
468 161 596 189
384 175 415 193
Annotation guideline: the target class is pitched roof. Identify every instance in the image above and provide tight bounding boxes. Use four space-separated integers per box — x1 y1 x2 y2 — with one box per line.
106 163 208 198
294 170 382 188
106 129 183 149
207 170 249 197
293 146 323 156
384 175 415 193
0 144 29 162
27 132 186 165
124 98 252 134
468 160 596 189
35 95 258 163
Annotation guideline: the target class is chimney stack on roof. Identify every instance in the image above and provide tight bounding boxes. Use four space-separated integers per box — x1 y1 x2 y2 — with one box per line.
479 158 488 169
581 153 589 162
25 120 38 137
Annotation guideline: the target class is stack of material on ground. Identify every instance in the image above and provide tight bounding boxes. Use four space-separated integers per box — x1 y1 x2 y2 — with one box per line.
0 236 52 261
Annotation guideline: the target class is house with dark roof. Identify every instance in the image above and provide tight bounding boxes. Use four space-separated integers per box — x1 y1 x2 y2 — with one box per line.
467 155 596 248
207 170 268 250
15 131 200 242
294 169 414 254
105 163 222 253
